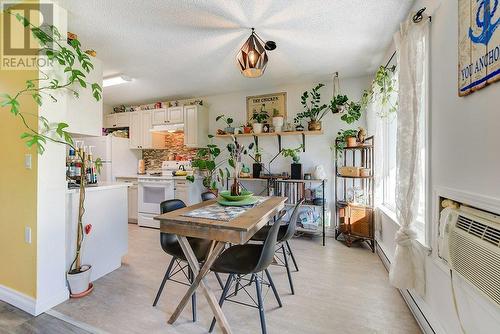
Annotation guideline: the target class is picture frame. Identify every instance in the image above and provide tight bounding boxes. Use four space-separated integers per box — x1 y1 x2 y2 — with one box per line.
246 92 287 122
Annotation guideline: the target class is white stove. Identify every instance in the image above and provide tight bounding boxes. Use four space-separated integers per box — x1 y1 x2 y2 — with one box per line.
137 160 192 228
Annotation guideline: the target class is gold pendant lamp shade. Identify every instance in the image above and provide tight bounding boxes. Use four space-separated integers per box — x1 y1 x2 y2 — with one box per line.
237 28 269 78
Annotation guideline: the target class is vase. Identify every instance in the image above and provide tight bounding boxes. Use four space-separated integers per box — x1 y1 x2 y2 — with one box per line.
67 265 92 295
291 163 302 180
308 120 322 131
346 136 357 147
253 163 263 178
272 116 284 132
252 123 263 134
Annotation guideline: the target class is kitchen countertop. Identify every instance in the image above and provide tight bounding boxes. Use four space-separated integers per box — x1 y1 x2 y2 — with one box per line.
66 182 130 194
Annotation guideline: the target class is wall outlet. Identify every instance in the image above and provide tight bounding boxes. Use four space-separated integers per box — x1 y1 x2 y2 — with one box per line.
24 154 32 169
25 227 31 244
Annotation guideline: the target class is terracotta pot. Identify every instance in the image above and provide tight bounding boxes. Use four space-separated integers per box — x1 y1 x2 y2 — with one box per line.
346 136 358 147
308 120 322 131
243 126 252 134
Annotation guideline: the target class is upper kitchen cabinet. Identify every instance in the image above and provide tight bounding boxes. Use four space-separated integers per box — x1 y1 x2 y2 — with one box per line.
104 112 131 128
184 105 208 148
129 111 152 149
66 57 103 136
151 107 184 125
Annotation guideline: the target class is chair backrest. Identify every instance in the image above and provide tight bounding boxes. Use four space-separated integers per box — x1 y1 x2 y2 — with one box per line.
281 199 305 241
201 191 217 202
254 211 286 272
159 199 186 253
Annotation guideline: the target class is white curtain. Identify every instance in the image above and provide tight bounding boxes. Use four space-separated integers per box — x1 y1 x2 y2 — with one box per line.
388 14 429 296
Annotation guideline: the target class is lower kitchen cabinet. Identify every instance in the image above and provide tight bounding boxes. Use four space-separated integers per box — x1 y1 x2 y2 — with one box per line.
116 177 138 223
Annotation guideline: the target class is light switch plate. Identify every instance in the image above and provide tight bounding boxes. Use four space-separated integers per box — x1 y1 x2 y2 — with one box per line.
25 227 31 244
24 154 32 169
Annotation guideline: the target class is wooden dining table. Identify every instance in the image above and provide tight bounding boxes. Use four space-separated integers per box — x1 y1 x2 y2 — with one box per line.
154 196 287 334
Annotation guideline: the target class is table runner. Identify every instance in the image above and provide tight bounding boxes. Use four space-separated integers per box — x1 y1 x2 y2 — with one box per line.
181 196 269 221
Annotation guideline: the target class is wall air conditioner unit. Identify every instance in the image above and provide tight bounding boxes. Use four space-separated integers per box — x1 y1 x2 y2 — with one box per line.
441 205 500 306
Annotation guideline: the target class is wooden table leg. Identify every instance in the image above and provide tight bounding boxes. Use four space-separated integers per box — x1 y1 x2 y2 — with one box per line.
168 237 231 334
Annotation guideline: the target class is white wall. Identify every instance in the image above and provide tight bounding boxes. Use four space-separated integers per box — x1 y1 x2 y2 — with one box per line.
202 76 371 220
372 1 500 333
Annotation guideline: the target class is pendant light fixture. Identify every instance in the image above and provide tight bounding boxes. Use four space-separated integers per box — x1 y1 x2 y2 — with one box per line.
236 28 276 78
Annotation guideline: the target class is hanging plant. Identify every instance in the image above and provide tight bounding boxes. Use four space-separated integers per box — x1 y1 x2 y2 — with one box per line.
361 65 398 117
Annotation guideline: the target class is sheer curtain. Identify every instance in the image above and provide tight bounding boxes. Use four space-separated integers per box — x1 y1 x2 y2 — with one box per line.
388 13 429 296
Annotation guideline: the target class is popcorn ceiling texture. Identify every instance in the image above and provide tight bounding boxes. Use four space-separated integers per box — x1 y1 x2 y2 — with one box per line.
142 132 198 170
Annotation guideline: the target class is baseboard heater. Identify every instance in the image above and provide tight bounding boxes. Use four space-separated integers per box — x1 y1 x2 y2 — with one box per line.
376 244 436 334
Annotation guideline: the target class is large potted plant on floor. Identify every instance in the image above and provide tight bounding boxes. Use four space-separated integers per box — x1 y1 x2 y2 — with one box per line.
282 145 304 180
1 12 102 297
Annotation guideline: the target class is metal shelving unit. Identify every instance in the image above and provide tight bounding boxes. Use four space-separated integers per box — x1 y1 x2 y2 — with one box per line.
334 136 375 252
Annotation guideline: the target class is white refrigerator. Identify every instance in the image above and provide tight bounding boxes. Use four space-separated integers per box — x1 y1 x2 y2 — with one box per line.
75 136 140 182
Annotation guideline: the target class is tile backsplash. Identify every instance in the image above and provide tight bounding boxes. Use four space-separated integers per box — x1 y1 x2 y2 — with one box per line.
142 132 198 170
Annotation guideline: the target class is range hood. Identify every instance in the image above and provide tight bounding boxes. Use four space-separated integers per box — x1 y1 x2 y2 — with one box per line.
150 123 184 133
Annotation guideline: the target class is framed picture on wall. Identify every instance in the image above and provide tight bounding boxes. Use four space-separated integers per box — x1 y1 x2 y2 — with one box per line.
246 92 287 122
458 0 500 96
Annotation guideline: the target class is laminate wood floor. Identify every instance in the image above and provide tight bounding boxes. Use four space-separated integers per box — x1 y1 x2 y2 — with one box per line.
48 224 421 334
0 301 89 334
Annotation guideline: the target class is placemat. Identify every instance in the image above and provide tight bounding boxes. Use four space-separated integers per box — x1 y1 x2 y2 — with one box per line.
181 196 269 222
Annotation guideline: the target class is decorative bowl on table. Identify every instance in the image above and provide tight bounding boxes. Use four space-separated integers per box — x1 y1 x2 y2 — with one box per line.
217 196 259 206
218 190 253 201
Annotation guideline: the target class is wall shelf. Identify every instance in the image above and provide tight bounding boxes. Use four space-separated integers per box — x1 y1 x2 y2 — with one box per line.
215 130 323 152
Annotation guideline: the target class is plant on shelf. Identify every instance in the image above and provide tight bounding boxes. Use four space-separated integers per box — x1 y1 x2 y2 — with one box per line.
334 129 359 155
250 104 269 134
227 136 253 195
187 135 227 194
243 122 253 134
1 12 102 296
271 108 284 132
216 114 234 134
361 65 398 117
282 145 304 179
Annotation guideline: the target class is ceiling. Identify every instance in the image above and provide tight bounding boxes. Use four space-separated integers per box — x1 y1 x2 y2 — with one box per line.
54 0 414 106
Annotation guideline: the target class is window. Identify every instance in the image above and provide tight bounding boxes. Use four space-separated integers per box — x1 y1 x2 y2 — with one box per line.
380 65 428 245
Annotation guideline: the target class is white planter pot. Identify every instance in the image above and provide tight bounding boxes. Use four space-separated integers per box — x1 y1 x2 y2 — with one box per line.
252 123 263 134
67 265 92 295
272 116 284 132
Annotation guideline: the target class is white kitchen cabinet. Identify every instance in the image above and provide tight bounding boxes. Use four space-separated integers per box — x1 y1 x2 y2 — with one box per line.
104 113 130 128
168 106 184 123
184 105 208 148
116 177 138 223
174 178 203 206
151 107 184 125
129 111 153 149
141 111 153 149
66 57 103 136
152 108 168 125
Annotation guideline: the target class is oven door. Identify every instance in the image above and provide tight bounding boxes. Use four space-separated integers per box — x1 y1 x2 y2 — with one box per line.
138 179 174 214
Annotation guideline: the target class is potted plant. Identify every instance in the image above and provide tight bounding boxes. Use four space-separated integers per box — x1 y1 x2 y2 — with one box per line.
187 135 226 194
335 129 359 154
243 122 253 134
271 108 284 132
250 105 269 134
361 65 398 117
216 114 234 134
250 137 264 178
2 13 102 297
282 145 304 180
294 84 362 130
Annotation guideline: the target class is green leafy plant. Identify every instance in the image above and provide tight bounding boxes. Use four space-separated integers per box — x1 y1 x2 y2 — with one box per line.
187 135 227 190
226 136 253 195
215 114 234 128
272 108 280 117
334 129 359 154
251 107 269 124
1 12 102 275
281 145 304 163
361 65 398 117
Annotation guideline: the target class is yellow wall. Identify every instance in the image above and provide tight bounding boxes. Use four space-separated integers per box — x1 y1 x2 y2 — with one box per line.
0 6 39 298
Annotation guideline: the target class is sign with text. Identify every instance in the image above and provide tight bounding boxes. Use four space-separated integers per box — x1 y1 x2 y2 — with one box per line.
458 0 500 96
246 92 287 123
